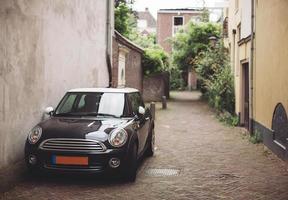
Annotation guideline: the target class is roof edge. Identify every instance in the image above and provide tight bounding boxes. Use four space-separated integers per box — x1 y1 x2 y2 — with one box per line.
114 31 144 54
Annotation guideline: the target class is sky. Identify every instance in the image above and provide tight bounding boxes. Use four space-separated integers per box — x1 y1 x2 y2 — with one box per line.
132 0 228 21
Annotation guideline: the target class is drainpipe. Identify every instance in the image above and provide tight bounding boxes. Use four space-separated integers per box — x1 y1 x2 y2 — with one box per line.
106 0 112 87
249 0 255 133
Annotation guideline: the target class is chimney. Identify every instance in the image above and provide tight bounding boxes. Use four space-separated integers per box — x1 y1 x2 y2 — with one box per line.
145 7 149 12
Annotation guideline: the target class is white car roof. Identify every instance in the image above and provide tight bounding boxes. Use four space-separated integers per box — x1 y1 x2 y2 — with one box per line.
68 87 139 93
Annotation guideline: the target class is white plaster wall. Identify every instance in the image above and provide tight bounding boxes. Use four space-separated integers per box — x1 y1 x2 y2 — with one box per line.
0 0 112 168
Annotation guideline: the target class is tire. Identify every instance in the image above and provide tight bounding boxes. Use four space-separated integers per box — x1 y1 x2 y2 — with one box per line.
146 128 155 157
25 159 40 175
124 142 138 182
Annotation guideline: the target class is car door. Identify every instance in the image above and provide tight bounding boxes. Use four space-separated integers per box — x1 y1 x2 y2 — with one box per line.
128 92 150 154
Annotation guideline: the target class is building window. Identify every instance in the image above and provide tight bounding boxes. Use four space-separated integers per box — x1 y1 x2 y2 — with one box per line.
237 24 241 41
173 16 184 36
174 17 183 26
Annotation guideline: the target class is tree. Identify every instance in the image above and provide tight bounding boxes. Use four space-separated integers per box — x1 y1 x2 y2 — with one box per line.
194 44 235 114
142 47 170 76
115 0 134 8
201 8 210 22
114 1 170 76
115 2 134 36
172 22 221 78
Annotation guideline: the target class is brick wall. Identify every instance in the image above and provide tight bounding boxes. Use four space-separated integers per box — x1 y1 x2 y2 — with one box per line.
112 32 144 93
157 12 201 53
143 72 170 102
125 50 143 93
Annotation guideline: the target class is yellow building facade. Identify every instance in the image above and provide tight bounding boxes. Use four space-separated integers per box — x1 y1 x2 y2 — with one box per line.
228 0 288 159
228 0 253 130
254 0 288 159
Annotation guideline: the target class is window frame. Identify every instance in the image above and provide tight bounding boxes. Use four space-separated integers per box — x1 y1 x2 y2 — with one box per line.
172 16 184 36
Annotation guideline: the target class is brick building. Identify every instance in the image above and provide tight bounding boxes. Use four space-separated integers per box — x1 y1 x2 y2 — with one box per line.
112 31 144 93
157 8 202 53
136 8 156 35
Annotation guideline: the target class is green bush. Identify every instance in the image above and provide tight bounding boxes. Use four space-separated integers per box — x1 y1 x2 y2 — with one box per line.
142 47 170 76
194 43 235 114
127 31 157 49
115 3 135 37
170 68 185 90
249 131 262 144
115 2 171 77
172 22 221 74
217 111 239 127
205 66 235 113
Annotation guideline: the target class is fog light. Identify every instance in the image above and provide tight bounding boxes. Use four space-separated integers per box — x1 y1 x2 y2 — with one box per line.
28 155 37 165
109 158 120 168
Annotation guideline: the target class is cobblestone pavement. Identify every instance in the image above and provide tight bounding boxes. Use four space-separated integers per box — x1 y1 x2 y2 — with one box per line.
2 91 288 200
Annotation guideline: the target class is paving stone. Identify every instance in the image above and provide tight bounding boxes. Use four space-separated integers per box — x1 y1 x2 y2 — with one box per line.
1 91 288 200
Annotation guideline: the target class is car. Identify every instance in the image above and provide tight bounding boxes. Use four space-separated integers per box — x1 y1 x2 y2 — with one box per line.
25 87 155 181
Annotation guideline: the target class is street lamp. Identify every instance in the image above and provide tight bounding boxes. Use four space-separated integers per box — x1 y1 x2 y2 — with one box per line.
209 36 218 48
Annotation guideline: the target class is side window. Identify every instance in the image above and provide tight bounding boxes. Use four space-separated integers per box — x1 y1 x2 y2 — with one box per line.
57 94 77 114
78 95 85 109
129 93 144 114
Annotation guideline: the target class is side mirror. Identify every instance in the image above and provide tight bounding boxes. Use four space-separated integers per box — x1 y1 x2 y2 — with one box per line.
44 107 54 115
138 106 145 115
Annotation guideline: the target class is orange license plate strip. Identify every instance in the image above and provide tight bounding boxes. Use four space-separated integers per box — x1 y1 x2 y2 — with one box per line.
55 156 88 166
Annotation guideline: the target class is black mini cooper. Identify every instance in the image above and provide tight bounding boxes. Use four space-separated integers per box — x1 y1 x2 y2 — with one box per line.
25 88 155 181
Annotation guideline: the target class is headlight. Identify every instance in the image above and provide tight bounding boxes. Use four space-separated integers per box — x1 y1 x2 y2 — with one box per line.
108 128 128 148
28 126 42 144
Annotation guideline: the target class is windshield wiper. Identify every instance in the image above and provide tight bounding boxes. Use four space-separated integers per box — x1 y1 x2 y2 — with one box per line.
97 113 119 118
71 112 119 118
54 112 80 117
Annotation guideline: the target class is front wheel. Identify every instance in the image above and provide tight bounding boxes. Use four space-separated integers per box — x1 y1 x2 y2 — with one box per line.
124 142 138 182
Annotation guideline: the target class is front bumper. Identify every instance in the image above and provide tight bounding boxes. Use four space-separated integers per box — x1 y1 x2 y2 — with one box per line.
25 146 128 173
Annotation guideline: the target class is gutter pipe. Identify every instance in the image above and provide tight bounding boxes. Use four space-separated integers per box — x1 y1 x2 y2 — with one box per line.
249 0 255 133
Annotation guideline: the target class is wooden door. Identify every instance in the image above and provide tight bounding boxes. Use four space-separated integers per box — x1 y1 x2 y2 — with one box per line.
243 63 250 130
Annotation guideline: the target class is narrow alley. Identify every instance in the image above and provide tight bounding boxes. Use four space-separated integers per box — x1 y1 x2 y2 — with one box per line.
2 91 288 200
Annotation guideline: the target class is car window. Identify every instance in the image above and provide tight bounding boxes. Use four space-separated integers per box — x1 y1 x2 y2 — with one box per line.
98 93 125 117
55 92 126 117
76 93 101 113
56 94 77 114
129 92 144 114
78 95 86 108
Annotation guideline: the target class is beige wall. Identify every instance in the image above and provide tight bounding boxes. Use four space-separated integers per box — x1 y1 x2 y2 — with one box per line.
228 0 252 124
234 41 251 123
0 0 113 168
254 0 288 128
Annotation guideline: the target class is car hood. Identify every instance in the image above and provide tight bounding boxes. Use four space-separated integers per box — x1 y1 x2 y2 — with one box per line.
38 117 131 142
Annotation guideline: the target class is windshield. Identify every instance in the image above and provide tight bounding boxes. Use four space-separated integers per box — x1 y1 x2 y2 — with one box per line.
54 92 127 118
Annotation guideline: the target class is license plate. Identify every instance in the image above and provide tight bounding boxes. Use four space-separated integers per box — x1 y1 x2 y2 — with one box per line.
51 155 88 166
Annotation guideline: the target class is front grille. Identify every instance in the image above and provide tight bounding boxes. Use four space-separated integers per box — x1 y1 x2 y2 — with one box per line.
39 138 106 152
44 164 104 172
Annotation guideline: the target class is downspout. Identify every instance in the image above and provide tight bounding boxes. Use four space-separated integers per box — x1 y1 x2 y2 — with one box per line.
106 0 112 87
249 0 255 133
